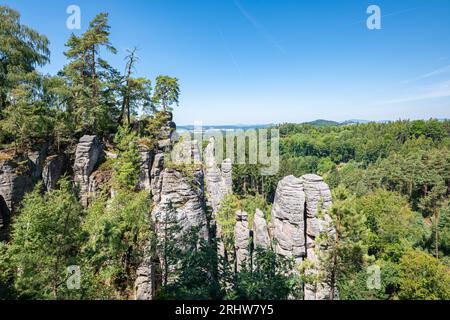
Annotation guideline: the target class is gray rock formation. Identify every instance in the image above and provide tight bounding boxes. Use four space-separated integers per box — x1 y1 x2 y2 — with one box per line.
270 174 336 300
301 174 335 300
73 135 104 207
0 157 33 240
134 257 157 300
149 166 208 288
204 138 232 214
271 175 306 263
152 167 207 237
235 210 251 271
150 153 165 203
28 144 48 180
138 146 153 192
253 209 271 249
42 154 66 190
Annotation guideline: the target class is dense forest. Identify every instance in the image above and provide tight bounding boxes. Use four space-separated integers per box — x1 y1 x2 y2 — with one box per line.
0 6 449 300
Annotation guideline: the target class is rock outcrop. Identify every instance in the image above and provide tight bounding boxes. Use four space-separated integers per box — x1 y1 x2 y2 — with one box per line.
138 145 153 192
73 135 104 207
253 209 271 249
42 154 66 190
0 157 33 240
28 144 48 180
235 210 250 271
152 166 207 238
204 138 232 214
270 174 336 300
134 256 157 300
302 174 335 300
271 175 306 263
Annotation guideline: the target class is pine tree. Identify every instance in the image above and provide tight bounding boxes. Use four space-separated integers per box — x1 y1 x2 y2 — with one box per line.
62 13 119 135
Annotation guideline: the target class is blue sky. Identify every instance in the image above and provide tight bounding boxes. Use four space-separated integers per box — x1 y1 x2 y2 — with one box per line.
3 0 450 125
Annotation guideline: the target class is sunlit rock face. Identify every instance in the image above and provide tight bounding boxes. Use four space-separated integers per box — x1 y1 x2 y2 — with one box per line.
203 138 232 215
134 256 157 300
0 157 33 241
271 175 306 263
270 174 337 300
73 135 104 207
235 210 250 271
253 208 270 249
42 154 66 191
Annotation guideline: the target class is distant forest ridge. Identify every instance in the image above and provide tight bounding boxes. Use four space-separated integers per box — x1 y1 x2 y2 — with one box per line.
177 118 448 131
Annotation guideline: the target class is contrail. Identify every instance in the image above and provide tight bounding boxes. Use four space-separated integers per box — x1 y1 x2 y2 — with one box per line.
218 28 243 77
233 0 286 54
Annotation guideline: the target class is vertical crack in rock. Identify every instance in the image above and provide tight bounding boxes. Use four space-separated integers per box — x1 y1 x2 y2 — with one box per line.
204 137 232 215
270 174 337 300
0 156 33 241
42 154 66 191
73 135 104 207
302 174 334 300
271 175 306 264
253 208 270 249
235 210 250 271
138 145 153 192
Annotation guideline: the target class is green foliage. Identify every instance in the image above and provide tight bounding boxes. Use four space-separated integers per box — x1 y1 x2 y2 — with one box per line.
81 190 152 298
240 194 272 225
216 194 240 255
229 247 302 300
151 75 180 112
355 189 427 262
157 227 224 300
62 13 120 135
397 250 450 300
0 6 49 112
2 180 83 299
112 126 141 190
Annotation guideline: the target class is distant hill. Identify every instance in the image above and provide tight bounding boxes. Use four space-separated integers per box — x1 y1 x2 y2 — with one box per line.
303 119 340 127
176 123 273 132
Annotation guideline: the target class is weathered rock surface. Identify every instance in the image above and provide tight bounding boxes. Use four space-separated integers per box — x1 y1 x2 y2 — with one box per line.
138 146 153 192
150 153 165 203
134 257 157 300
253 209 271 249
28 144 48 180
0 157 33 240
271 175 306 263
235 210 251 271
204 138 232 214
269 174 336 300
42 154 66 190
152 167 207 237
301 174 335 300
73 135 104 207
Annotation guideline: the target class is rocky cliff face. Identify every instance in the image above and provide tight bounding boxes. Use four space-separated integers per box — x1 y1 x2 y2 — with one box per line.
138 145 153 192
272 175 307 263
73 135 104 207
253 208 271 249
271 174 336 300
0 113 338 300
235 210 250 271
0 157 33 241
228 174 336 300
42 154 66 191
204 138 233 214
152 166 207 238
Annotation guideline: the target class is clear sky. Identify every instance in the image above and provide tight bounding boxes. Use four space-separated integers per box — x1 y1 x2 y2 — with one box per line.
3 0 450 125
